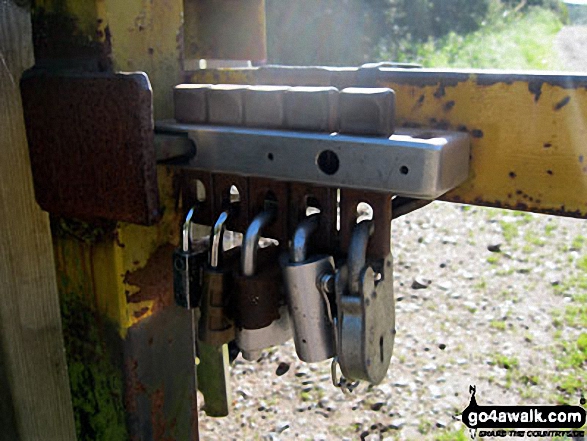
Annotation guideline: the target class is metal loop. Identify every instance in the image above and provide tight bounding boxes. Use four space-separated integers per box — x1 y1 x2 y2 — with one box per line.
348 220 374 295
291 214 320 263
241 210 275 276
182 207 195 252
210 211 229 268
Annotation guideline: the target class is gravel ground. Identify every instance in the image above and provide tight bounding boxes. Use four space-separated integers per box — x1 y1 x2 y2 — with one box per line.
556 26 587 72
198 202 586 440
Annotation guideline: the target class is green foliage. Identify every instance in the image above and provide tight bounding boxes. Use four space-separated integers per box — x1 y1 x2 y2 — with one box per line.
266 0 566 68
435 428 469 441
500 220 519 243
490 319 507 330
551 295 587 402
494 354 519 369
389 7 564 69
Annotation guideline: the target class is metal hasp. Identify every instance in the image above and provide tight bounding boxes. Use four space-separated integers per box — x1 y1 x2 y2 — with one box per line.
156 122 470 200
335 220 395 384
235 210 292 361
281 215 336 363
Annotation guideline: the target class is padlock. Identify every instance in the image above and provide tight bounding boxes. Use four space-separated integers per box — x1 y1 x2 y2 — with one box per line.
199 211 237 346
281 214 336 363
234 210 291 361
172 207 208 309
334 219 395 385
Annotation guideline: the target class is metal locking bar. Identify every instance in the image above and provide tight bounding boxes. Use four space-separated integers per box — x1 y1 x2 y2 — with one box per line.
156 121 470 200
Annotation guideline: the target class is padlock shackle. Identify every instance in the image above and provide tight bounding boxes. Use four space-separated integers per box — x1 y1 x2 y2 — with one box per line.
210 211 229 268
242 210 275 277
348 220 374 295
291 214 320 263
182 207 195 252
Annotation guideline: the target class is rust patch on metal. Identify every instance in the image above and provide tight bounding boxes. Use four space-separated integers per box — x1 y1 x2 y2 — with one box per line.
554 96 571 111
433 84 446 99
125 244 175 310
180 170 214 226
547 170 554 175
339 190 392 259
289 183 337 253
234 246 283 329
442 196 586 219
213 173 250 232
133 307 150 319
544 142 552 148
31 7 112 70
444 100 455 111
471 129 484 138
509 172 517 179
151 388 175 441
124 358 147 415
528 81 543 102
20 70 159 225
248 177 289 242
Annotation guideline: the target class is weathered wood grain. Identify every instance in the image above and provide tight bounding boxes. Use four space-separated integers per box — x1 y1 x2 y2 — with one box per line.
0 1 76 440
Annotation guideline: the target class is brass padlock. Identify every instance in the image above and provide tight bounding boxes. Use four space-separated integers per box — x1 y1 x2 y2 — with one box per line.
199 211 237 346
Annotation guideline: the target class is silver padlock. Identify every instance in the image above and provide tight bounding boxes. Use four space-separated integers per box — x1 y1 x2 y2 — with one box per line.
235 210 292 361
281 215 336 363
335 219 395 385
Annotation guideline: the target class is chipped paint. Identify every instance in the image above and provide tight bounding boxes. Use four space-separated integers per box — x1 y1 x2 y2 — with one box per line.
189 67 587 218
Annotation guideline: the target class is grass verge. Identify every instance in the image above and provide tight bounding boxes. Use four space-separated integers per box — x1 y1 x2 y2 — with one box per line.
392 7 563 70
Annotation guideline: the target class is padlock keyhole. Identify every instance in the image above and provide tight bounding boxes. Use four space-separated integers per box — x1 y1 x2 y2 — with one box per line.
379 335 384 363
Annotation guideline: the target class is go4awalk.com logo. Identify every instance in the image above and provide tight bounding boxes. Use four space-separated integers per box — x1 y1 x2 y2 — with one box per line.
458 386 586 439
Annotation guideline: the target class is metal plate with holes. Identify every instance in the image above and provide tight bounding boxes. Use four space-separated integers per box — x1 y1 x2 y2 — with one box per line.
155 121 470 199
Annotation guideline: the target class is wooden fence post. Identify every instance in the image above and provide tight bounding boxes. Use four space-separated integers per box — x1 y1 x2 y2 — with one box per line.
0 1 76 440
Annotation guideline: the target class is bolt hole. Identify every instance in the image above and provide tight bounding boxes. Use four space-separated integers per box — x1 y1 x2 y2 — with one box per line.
229 185 240 203
264 190 278 212
195 179 206 202
267 152 274 161
357 202 373 223
305 195 321 216
400 166 409 175
302 339 307 344
317 150 339 175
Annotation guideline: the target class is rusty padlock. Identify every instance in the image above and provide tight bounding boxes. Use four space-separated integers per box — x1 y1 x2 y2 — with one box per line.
234 209 291 361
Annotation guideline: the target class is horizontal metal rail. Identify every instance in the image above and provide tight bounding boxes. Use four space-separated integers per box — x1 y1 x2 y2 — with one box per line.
155 121 470 199
188 66 587 218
